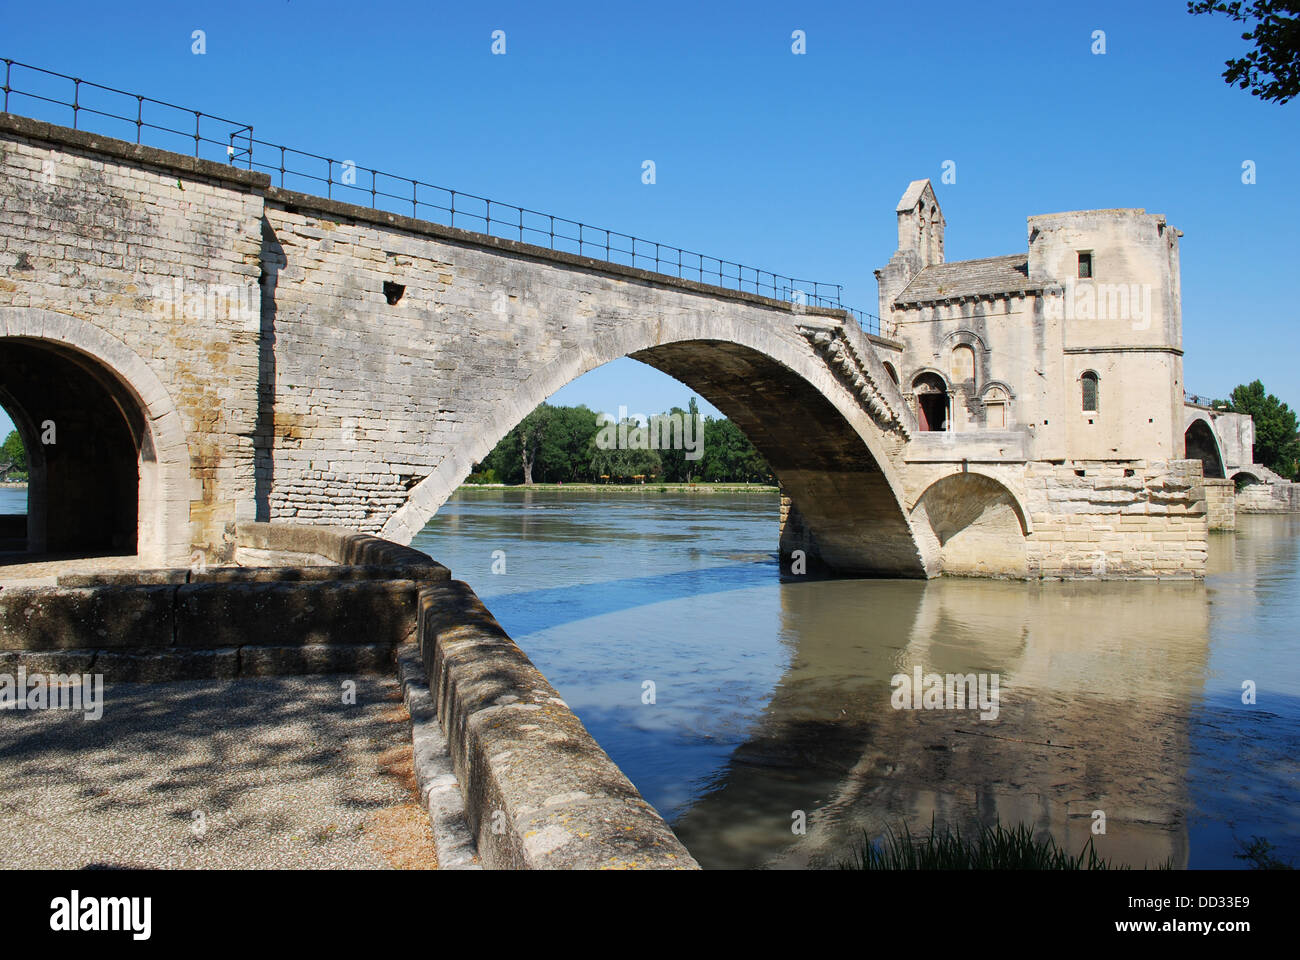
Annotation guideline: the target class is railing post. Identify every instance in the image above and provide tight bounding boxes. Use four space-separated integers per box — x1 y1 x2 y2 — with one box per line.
193 110 200 156
2 60 10 113
72 78 80 129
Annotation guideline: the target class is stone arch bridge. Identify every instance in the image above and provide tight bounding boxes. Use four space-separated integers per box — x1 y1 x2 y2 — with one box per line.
0 113 1211 579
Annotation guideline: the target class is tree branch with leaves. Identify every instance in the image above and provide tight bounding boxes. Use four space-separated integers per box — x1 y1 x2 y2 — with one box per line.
1188 1 1300 104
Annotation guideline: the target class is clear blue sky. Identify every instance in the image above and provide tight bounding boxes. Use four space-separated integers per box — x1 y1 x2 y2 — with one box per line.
1 0 1296 436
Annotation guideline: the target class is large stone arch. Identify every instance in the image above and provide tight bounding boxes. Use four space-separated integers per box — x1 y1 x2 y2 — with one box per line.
381 312 933 577
1183 414 1226 480
908 470 1030 577
0 308 191 565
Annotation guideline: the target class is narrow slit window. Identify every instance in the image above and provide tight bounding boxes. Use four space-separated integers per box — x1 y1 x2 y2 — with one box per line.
1081 371 1099 412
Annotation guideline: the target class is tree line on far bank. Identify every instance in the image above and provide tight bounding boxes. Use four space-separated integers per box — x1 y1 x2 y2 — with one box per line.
467 400 773 485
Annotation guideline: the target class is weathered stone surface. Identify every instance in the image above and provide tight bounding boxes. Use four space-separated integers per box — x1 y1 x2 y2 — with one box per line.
175 580 419 648
1203 478 1236 531
239 643 395 676
0 648 97 675
56 570 189 587
93 647 240 682
0 586 174 651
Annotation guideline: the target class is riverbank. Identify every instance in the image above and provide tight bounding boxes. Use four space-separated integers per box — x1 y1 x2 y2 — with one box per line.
459 482 778 493
0 481 27 488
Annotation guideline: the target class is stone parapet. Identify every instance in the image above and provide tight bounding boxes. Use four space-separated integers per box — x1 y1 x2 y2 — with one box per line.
417 579 698 869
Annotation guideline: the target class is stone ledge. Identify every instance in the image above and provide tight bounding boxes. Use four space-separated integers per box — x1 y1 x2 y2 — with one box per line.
0 112 272 191
396 646 481 870
0 585 175 651
0 644 396 680
417 580 697 870
235 521 449 579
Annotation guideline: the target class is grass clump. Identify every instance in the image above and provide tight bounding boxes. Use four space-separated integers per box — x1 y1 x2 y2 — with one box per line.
839 818 1149 870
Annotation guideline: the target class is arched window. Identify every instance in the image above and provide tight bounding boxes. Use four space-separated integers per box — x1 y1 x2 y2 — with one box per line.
1081 371 1099 412
950 344 975 382
883 361 900 386
983 385 1010 429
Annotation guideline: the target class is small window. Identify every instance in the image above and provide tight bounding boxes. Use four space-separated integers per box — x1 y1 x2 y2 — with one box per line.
1078 252 1093 279
950 344 975 382
1081 371 1099 412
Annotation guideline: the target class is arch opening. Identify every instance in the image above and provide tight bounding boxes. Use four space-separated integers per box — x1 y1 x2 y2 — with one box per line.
911 473 1028 578
0 393 31 551
389 333 932 578
1232 470 1261 490
1184 418 1225 479
630 340 926 575
0 338 148 562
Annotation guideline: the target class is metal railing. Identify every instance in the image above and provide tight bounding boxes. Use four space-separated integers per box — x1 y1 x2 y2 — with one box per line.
2 56 857 313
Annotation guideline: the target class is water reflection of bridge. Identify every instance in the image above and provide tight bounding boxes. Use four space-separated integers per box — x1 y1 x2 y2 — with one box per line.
670 577 1210 869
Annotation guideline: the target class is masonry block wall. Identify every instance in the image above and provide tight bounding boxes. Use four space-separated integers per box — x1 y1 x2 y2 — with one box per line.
0 117 263 563
1023 460 1208 578
1203 478 1236 531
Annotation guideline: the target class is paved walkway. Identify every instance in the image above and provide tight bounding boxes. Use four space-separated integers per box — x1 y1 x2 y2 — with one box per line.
0 675 438 869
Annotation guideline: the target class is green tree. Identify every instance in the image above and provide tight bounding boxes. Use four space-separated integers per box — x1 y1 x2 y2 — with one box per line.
652 404 695 483
537 404 600 482
468 399 772 485
1188 1 1300 104
1229 380 1300 478
699 417 770 483
516 404 554 485
588 421 662 480
1 430 26 478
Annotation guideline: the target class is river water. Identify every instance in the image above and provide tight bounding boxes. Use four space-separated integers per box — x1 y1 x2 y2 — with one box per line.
413 488 1300 870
